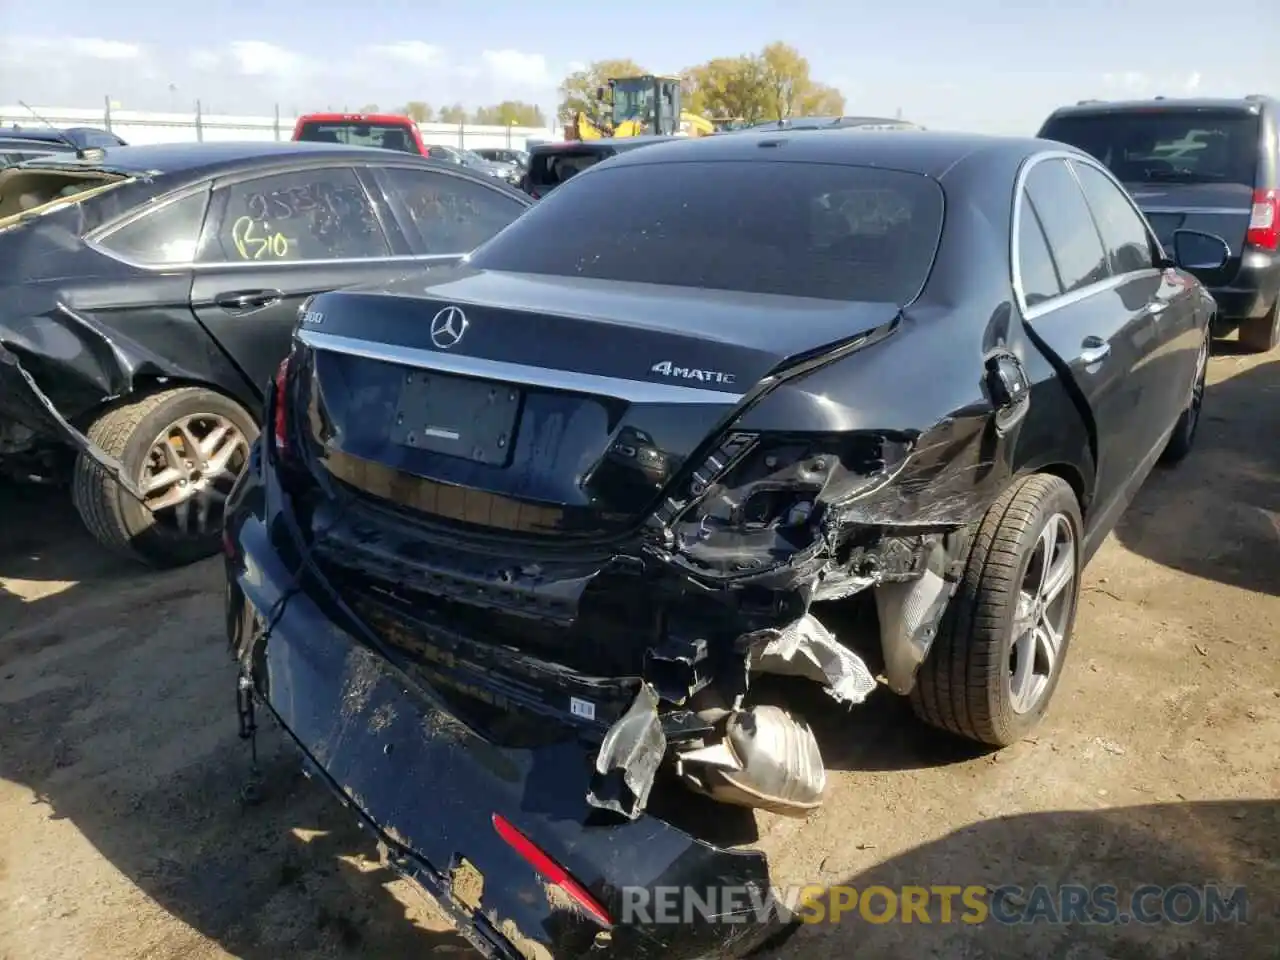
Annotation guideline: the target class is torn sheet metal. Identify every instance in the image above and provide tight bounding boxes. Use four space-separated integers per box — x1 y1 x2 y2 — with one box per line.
586 683 666 820
0 343 147 503
744 613 878 706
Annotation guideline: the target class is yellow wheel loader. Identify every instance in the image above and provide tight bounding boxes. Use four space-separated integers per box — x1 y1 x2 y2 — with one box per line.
565 75 714 140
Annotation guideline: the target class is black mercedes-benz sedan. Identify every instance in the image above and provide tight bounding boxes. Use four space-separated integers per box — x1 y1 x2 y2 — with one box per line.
0 140 531 565
223 130 1223 957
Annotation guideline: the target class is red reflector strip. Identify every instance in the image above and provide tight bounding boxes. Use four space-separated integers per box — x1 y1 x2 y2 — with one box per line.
491 814 613 926
272 356 291 454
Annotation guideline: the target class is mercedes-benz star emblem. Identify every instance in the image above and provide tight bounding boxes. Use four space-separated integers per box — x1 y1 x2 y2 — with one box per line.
430 306 469 349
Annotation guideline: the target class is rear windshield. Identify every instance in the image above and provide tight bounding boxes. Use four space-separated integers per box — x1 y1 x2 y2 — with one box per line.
527 148 614 187
1040 110 1261 186
470 160 944 303
296 121 418 154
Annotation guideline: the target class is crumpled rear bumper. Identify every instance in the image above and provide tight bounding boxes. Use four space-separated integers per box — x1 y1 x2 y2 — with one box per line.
224 462 781 959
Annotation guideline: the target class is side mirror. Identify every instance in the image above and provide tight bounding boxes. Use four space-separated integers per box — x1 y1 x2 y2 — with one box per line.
1172 229 1230 271
595 86 606 102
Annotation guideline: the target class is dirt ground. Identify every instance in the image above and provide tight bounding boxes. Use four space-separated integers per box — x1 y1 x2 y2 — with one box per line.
1 344 1277 960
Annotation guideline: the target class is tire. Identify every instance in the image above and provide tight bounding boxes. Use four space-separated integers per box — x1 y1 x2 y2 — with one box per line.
1159 329 1209 466
72 386 258 568
1237 299 1280 353
910 474 1083 747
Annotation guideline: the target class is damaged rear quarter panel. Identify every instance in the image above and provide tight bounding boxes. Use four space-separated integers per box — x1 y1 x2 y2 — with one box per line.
0 279 260 428
732 272 1095 533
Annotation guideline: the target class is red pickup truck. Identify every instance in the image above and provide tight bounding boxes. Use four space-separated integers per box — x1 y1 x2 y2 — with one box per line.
292 112 434 155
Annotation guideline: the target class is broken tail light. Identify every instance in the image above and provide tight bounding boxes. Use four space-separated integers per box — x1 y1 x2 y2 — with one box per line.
272 355 292 459
664 433 913 578
491 814 613 926
1246 189 1279 251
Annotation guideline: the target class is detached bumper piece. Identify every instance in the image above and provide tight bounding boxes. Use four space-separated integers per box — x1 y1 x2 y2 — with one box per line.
228 507 781 960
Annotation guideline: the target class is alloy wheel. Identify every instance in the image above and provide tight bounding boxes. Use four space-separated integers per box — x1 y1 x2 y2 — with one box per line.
1008 512 1076 715
139 413 250 537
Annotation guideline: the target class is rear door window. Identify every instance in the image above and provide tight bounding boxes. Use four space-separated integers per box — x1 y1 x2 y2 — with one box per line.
470 160 944 303
374 166 526 254
527 148 614 189
98 189 209 265
296 121 418 154
1022 159 1110 295
1040 110 1261 186
1071 161 1156 274
200 167 391 263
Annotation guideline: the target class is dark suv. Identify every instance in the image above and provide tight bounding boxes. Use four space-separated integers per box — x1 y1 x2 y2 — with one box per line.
521 136 674 199
1039 96 1280 351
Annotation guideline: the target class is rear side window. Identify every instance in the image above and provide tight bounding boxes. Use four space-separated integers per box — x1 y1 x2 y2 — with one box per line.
1071 161 1155 274
99 190 209 265
1022 159 1109 295
376 167 526 254
1017 204 1063 307
527 149 614 187
470 160 944 303
296 121 418 154
1040 110 1261 186
200 167 390 263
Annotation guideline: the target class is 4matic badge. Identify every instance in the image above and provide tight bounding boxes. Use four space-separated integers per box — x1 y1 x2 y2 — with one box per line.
649 360 736 385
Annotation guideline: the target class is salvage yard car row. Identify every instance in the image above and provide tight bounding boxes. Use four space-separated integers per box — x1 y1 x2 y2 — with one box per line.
1 93 1278 960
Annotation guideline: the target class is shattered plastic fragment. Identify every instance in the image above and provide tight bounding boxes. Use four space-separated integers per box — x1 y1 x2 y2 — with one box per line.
586 683 666 819
745 613 878 705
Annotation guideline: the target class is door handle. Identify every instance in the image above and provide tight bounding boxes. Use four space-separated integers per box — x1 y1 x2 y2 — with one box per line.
214 289 282 311
1079 336 1111 364
1148 300 1169 316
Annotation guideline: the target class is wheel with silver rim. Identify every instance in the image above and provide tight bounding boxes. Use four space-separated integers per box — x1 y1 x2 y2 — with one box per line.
910 473 1083 747
73 386 258 567
1160 329 1209 465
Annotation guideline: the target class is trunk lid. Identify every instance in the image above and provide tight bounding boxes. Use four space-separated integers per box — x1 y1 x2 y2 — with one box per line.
293 267 897 540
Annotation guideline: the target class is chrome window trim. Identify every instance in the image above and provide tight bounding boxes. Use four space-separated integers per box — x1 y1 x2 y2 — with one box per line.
297 329 745 406
1011 150 1167 322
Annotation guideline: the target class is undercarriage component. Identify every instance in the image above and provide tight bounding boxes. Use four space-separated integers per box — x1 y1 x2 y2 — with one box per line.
586 684 666 820
875 537 958 694
745 613 877 705
675 705 825 817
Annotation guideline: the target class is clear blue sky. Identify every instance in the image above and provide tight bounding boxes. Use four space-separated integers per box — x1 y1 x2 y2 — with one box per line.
2 0 1278 132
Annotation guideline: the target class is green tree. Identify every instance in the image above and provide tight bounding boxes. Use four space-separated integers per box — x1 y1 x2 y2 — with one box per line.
557 58 646 125
758 42 812 120
799 83 846 117
472 101 547 127
437 103 468 124
399 101 433 122
681 44 845 123
686 56 769 124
